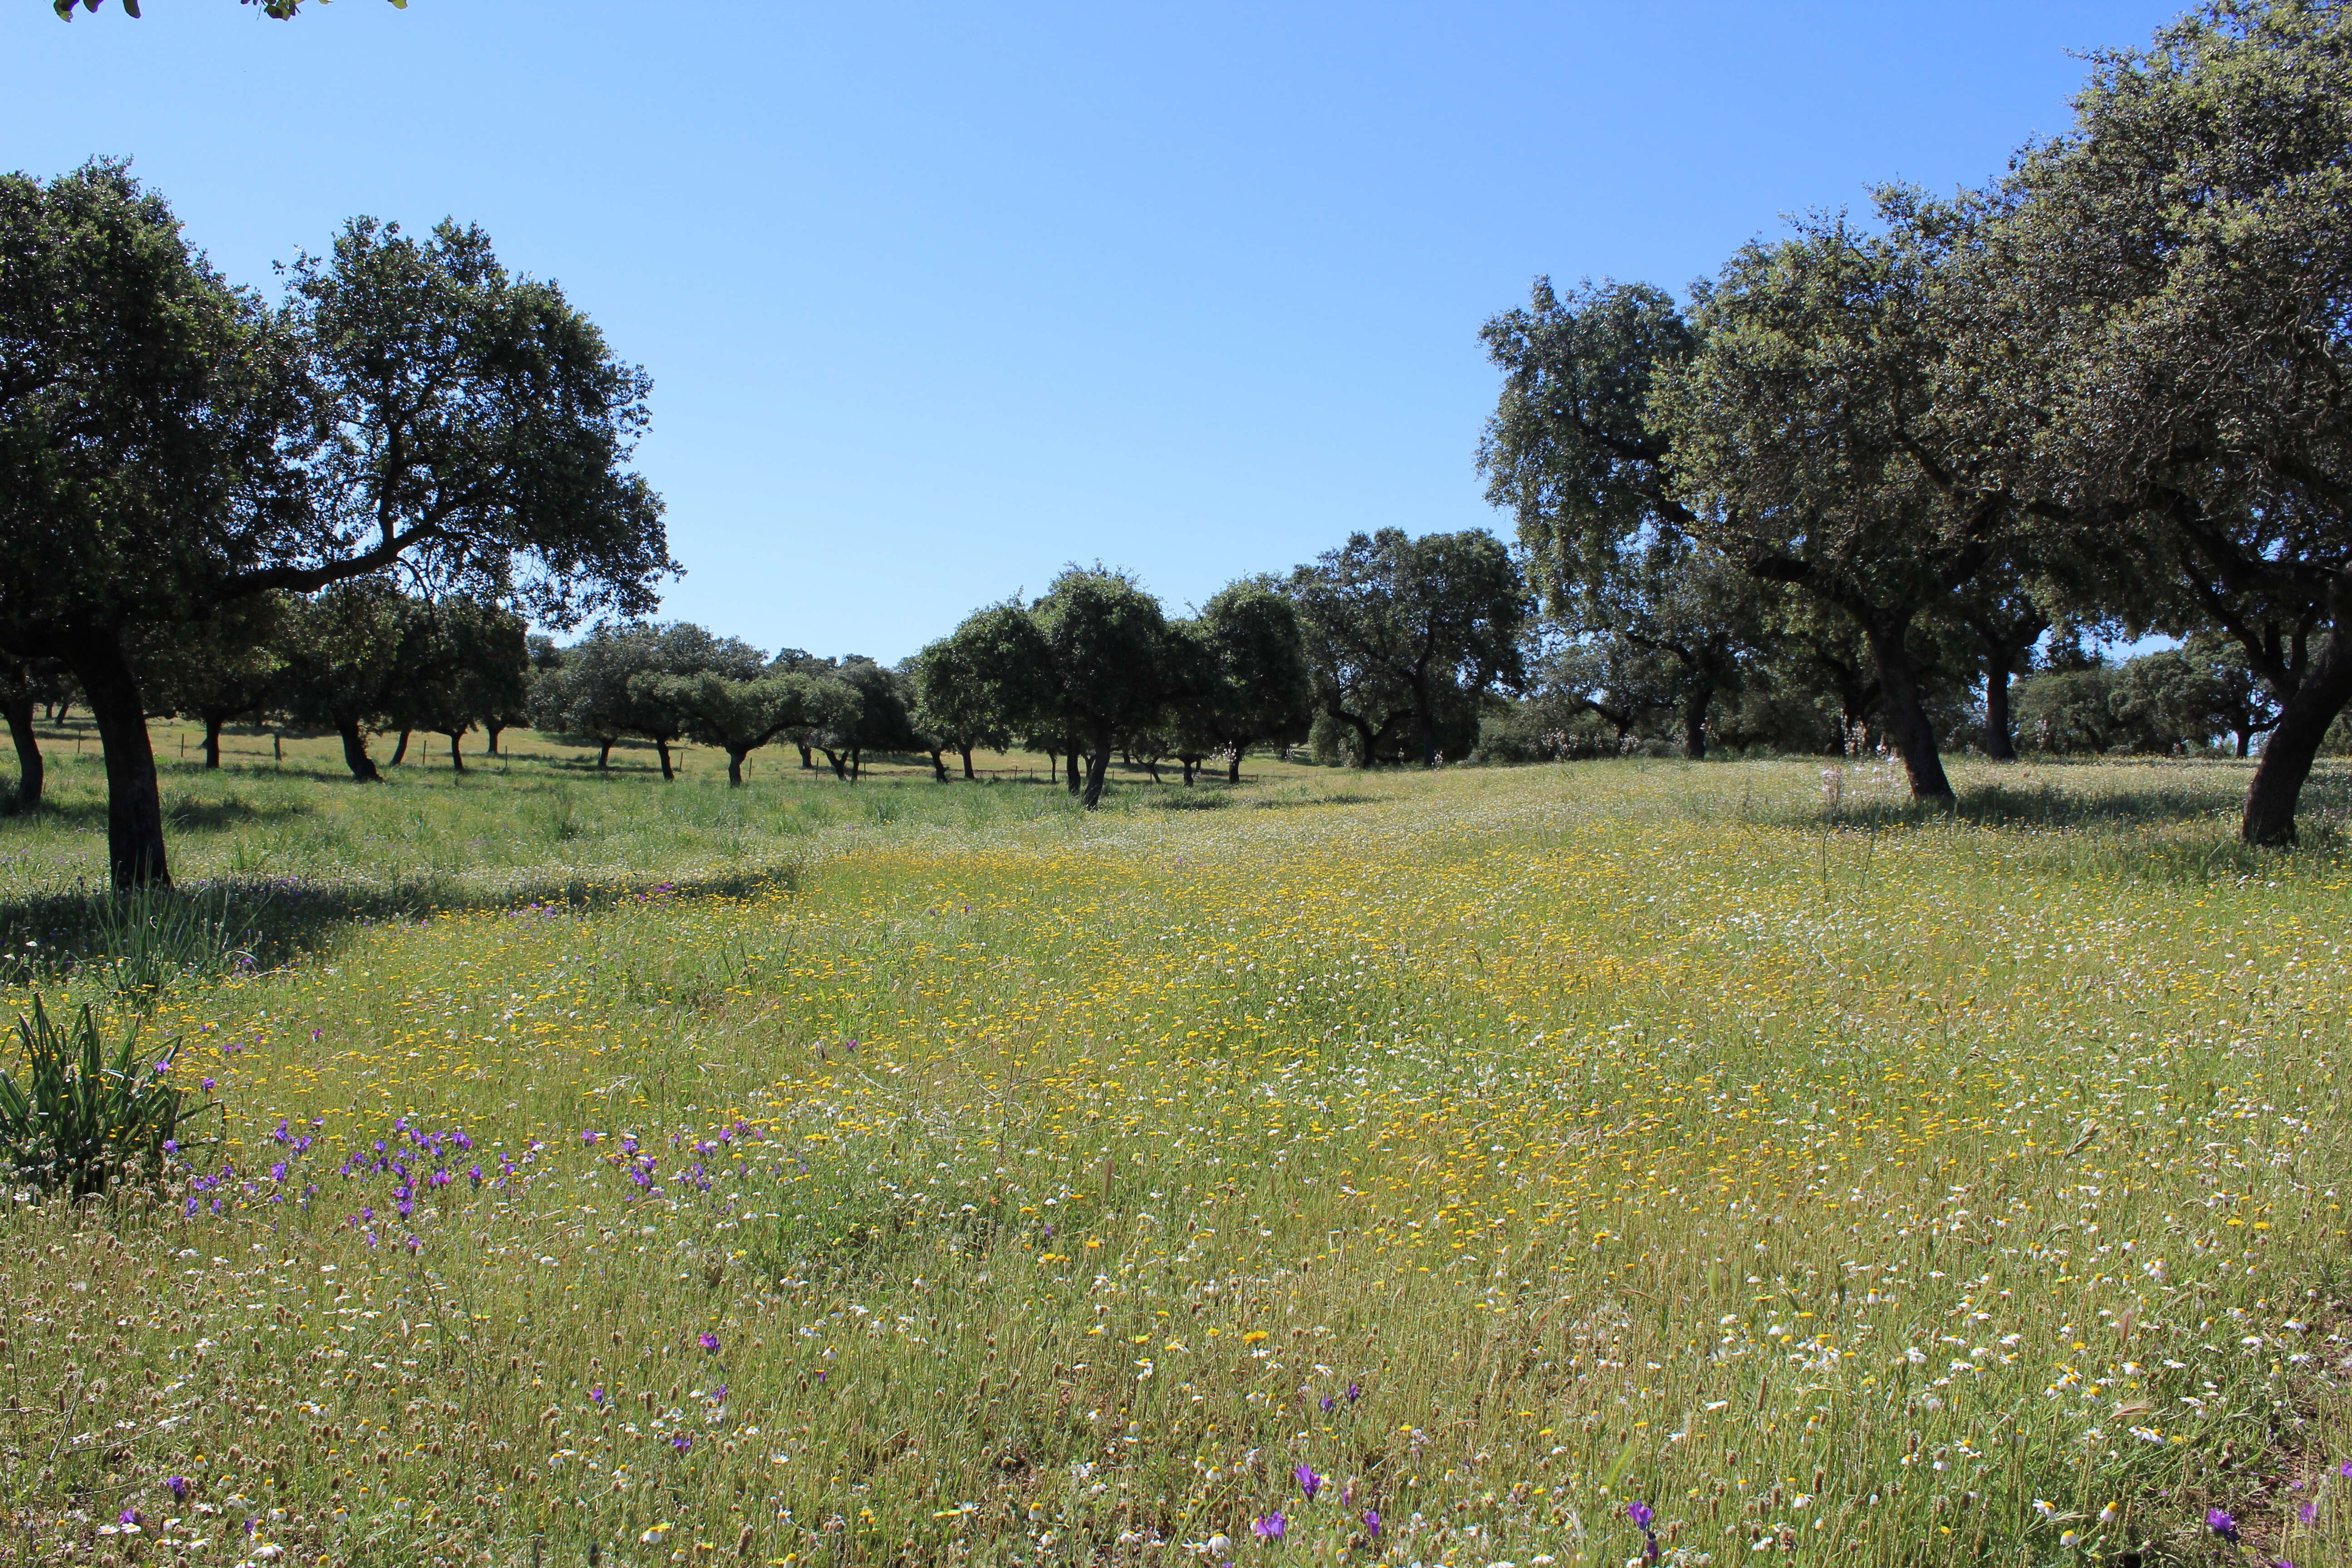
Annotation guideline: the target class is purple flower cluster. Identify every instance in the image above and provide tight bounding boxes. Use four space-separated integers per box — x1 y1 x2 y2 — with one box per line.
328 1118 503 1249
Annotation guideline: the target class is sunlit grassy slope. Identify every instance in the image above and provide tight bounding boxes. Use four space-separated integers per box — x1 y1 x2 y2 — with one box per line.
4 750 2350 1568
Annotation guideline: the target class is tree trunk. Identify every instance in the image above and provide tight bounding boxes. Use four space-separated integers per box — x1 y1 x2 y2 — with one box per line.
2236 728 2253 760
2241 617 2352 845
389 728 411 766
446 731 465 771
821 748 849 780
1861 612 1954 801
1144 758 1161 783
1982 654 2018 761
59 626 171 889
929 748 948 782
1065 738 1082 795
597 740 613 769
1182 758 1195 786
797 743 813 770
1082 732 1112 809
726 747 747 787
1227 748 1242 784
485 724 503 756
1681 679 1712 761
202 714 224 769
1 692 42 809
656 738 675 781
959 743 975 780
851 746 863 781
337 720 381 782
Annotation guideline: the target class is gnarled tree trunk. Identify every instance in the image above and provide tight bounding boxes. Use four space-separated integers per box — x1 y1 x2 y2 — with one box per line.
59 626 170 889
1982 654 2018 760
2 692 42 809
2242 617 2352 846
1082 730 1112 809
337 720 382 781
389 728 412 766
1681 678 1714 761
1861 611 1954 801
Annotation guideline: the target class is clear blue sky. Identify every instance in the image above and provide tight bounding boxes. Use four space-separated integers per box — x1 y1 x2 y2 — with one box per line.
6 0 2183 662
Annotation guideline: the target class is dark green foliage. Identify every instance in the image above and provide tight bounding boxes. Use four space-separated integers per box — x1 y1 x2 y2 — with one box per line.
135 596 287 770
1981 0 2352 840
1287 529 1525 768
1171 579 1313 782
0 996 210 1199
381 597 532 771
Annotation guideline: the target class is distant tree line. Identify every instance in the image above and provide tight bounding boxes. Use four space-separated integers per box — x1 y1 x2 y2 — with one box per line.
1480 0 2352 843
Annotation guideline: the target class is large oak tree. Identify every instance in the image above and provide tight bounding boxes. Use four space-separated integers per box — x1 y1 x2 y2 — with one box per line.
0 166 672 884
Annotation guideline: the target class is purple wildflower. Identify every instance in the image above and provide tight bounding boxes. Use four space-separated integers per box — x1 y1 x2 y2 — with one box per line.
1345 1382 1361 1402
582 1129 600 1146
2209 1508 2240 1544
1319 1395 1334 1412
589 1386 606 1407
163 1477 187 1502
670 1433 693 1453
1294 1464 1322 1501
1361 1509 1380 1538
1628 1502 1654 1532
118 1508 140 1527
1251 1513 1286 1539
698 1332 720 1353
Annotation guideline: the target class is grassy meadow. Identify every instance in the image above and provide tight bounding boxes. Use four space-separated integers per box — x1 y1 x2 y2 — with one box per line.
2 729 2351 1568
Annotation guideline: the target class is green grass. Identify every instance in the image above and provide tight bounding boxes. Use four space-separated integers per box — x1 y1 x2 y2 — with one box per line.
0 745 2347 1568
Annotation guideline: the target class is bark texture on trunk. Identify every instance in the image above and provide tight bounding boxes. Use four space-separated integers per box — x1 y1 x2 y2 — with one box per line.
597 740 612 769
2 694 42 808
2242 619 2352 845
929 749 948 782
202 715 224 769
726 748 747 787
959 744 975 780
337 720 382 781
60 627 171 889
1982 657 2018 761
1681 681 1712 761
656 739 675 781
1081 733 1112 809
797 743 813 770
1862 612 1955 801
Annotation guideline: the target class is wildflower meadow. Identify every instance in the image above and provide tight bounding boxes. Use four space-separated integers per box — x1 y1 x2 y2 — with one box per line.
2 745 2349 1568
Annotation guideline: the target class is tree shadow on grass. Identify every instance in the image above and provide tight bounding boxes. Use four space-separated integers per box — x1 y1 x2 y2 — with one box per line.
0 860 806 994
164 797 314 832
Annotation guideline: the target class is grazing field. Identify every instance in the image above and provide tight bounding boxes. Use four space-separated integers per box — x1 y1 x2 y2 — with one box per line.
3 750 2351 1568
